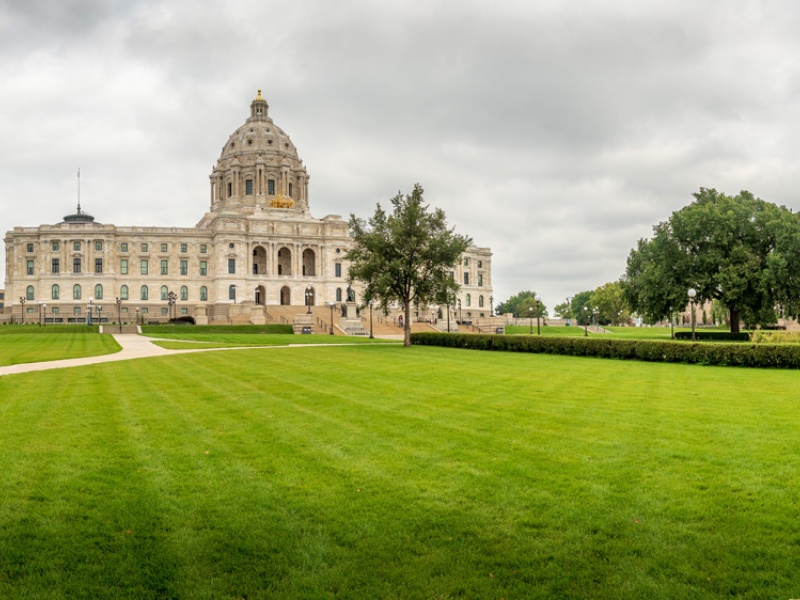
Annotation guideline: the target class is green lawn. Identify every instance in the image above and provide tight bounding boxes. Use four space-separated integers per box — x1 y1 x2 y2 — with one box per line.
145 332 398 349
0 332 120 366
0 345 798 598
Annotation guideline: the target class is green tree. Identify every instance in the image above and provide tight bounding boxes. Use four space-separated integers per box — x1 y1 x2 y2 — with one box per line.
623 188 800 333
347 184 471 347
497 291 547 319
592 281 629 325
570 290 594 326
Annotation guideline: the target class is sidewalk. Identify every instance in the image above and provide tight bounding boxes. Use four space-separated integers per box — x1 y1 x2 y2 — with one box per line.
0 334 221 377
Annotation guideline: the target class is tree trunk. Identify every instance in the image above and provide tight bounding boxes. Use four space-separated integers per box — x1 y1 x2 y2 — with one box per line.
729 307 740 334
403 302 411 347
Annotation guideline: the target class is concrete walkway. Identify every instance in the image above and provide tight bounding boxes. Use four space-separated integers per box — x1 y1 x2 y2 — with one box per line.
0 334 234 377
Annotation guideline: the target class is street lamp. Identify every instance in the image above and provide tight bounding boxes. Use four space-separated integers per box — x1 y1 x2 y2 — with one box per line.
328 301 335 335
489 295 494 316
87 298 93 325
594 307 599 329
670 306 674 339
535 294 542 335
167 290 177 320
305 287 313 314
42 303 46 327
116 297 122 333
38 301 43 327
369 301 374 339
583 306 589 337
566 297 573 326
96 305 102 324
19 297 26 324
688 287 697 341
529 305 533 334
458 298 462 324
136 307 140 327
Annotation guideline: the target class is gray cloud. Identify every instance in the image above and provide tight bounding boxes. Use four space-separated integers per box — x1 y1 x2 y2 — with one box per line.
3 0 800 307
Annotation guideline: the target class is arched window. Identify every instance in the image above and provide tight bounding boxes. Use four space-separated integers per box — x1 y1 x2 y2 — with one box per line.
479 295 484 307
73 284 82 300
161 286 169 301
120 285 128 301
141 286 149 301
336 288 342 302
95 284 103 300
51 284 60 300
180 286 188 301
26 286 34 301
200 286 208 301
466 294 471 307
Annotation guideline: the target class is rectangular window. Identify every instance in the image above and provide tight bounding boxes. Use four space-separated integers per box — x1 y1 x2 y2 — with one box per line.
161 243 168 252
26 243 34 253
26 260 34 275
120 242 128 252
245 179 253 195
180 243 187 253
464 273 470 285
95 258 103 274
121 259 128 275
73 258 81 273
181 307 188 315
95 241 103 251
141 243 148 253
335 262 342 278
200 244 208 253
180 260 188 275
477 273 483 286
200 261 207 276
288 182 293 197
52 258 60 274
478 260 483 268
73 241 81 251
463 258 469 266
51 241 60 251
449 271 454 280
228 258 236 274
268 179 275 195
140 259 148 275
161 308 169 316
161 259 168 275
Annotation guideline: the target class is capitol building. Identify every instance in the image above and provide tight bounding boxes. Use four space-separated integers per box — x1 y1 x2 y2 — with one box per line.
3 91 493 328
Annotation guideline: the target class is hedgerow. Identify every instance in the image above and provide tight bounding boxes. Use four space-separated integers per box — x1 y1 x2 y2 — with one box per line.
410 333 800 368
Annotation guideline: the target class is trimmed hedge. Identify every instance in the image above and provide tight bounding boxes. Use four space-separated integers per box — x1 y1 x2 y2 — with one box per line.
674 331 750 342
410 332 800 368
141 324 294 335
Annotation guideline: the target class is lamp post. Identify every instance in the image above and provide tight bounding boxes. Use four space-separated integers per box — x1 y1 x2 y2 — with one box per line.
136 307 140 327
593 307 599 330
670 306 674 339
369 301 374 339
305 287 313 314
489 295 494 317
458 298 462 324
19 297 26 324
529 305 533 334
42 303 46 327
446 296 451 332
583 306 589 337
38 301 43 327
96 305 102 325
116 297 122 333
688 288 697 341
535 294 542 335
328 302 335 335
566 297 573 326
87 298 93 325
167 290 177 320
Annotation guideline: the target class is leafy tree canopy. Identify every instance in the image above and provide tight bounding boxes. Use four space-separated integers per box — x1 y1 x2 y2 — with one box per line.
622 188 800 332
497 291 547 319
347 184 471 346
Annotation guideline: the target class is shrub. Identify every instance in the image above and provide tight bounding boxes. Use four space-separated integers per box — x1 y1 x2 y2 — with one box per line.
410 333 800 369
674 331 750 342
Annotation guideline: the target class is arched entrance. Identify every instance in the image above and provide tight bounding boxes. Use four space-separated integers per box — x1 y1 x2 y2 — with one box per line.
255 285 266 305
253 246 267 275
280 286 291 305
277 247 292 276
302 248 316 276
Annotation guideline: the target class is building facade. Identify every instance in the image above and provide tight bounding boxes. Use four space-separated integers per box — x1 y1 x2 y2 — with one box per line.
3 91 493 326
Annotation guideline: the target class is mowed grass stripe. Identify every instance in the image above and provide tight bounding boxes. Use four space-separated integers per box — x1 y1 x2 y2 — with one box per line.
0 333 120 366
0 346 799 598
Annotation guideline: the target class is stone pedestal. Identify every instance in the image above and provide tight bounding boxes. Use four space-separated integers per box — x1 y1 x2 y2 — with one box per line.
194 305 208 325
293 313 315 334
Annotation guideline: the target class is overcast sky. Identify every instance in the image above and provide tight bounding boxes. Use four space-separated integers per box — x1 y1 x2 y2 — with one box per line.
3 0 800 309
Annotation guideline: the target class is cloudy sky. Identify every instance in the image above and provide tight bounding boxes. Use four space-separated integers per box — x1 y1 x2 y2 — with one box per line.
2 0 800 309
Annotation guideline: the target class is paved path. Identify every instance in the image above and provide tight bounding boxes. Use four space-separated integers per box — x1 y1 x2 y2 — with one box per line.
0 334 235 377
0 334 402 377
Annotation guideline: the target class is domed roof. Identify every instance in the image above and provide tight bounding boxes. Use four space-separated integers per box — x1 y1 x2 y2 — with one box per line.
217 90 300 163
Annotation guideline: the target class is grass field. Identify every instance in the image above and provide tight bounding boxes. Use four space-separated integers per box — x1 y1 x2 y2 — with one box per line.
145 332 398 350
0 332 120 366
1 343 799 598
